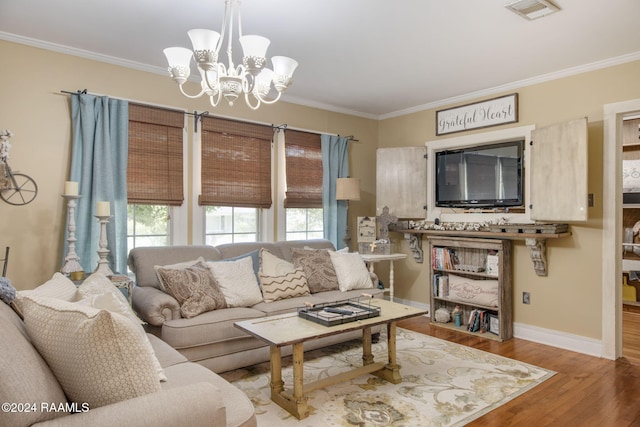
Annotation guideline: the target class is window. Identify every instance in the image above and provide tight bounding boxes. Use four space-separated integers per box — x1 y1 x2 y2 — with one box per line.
285 208 323 240
283 129 323 240
205 206 259 245
200 116 273 243
127 104 186 249
127 204 169 248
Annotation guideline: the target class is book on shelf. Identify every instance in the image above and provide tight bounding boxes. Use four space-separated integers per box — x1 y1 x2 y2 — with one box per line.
467 309 489 333
432 247 457 270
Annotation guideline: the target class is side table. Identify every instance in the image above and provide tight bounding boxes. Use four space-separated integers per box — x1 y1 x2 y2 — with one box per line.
109 274 133 305
360 253 407 302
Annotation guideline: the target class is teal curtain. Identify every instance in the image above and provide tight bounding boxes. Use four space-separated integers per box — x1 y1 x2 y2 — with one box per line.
65 94 129 274
321 134 350 249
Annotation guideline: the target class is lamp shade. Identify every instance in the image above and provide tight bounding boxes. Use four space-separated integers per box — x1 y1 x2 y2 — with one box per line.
336 178 361 201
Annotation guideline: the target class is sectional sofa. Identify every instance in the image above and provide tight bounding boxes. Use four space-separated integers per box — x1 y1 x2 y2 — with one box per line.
0 274 256 427
129 239 384 373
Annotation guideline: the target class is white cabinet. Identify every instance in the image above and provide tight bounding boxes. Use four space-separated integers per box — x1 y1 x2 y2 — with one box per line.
376 146 427 219
530 118 588 221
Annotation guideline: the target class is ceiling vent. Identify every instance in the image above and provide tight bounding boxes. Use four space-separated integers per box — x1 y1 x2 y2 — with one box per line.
505 0 560 20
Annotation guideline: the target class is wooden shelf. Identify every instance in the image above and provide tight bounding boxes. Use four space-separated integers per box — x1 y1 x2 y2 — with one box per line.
396 228 571 276
431 321 504 342
428 236 512 341
395 228 571 241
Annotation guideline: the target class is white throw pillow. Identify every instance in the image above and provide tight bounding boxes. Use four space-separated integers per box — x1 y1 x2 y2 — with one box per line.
77 273 166 382
154 257 206 292
206 256 263 307
259 248 295 276
329 251 373 292
18 272 78 301
20 295 161 409
447 274 499 307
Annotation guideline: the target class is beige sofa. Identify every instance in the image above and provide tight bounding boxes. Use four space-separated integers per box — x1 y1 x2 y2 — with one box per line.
0 297 256 427
129 239 384 373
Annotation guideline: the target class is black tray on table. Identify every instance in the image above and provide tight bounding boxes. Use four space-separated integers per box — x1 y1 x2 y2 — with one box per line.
297 299 381 327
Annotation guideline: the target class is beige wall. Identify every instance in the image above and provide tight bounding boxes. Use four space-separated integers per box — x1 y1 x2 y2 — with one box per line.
379 60 640 340
0 40 378 289
3 38 640 343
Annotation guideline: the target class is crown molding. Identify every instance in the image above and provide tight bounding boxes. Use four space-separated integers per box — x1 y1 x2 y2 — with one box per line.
2 31 639 121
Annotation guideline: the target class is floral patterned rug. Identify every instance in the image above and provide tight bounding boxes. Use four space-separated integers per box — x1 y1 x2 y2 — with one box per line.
221 328 555 427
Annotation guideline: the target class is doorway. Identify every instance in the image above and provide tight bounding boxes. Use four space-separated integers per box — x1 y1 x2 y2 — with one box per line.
603 99 640 360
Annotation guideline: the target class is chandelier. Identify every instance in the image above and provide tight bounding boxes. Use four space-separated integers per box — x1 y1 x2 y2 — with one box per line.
163 0 298 110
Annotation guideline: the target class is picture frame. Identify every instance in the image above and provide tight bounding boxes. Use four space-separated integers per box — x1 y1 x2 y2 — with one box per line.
488 314 500 335
436 93 518 136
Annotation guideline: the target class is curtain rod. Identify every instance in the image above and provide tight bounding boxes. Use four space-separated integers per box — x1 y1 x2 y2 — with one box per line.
60 89 358 141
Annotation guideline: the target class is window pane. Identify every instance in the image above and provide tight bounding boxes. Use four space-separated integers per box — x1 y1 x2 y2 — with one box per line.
234 207 257 233
286 232 307 241
285 207 323 240
206 206 232 234
206 234 233 246
286 208 306 232
127 204 169 250
205 206 258 243
307 208 323 231
307 231 324 239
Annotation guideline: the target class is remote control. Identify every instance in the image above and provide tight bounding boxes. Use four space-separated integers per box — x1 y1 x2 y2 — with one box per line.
324 307 354 315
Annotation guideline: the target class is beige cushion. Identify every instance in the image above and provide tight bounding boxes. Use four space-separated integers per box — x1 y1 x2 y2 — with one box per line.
291 248 339 293
154 257 206 292
20 295 162 409
329 251 373 291
18 272 78 301
447 274 499 307
156 262 227 318
259 248 295 276
76 272 167 381
206 256 263 307
259 267 311 302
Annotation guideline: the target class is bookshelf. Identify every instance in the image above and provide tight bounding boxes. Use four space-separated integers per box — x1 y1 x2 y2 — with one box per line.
428 236 512 341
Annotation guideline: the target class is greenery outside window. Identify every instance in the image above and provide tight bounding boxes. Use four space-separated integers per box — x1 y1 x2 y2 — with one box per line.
127 204 170 249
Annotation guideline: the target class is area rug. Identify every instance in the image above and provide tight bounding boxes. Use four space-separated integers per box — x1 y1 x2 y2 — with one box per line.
222 328 555 427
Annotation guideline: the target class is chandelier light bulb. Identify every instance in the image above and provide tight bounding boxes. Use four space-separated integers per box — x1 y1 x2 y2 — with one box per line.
163 0 297 110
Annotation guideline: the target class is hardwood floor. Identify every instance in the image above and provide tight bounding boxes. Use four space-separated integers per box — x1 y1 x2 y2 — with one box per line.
398 316 640 427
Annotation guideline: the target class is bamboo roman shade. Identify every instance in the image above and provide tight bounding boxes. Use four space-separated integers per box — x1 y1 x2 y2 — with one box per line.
284 130 323 208
199 116 273 208
127 104 184 205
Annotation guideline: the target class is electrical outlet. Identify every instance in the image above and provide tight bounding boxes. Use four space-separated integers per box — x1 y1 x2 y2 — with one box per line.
523 292 531 304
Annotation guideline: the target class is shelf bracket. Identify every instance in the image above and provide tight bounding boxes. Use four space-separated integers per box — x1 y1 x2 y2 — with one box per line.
525 238 548 276
404 233 424 263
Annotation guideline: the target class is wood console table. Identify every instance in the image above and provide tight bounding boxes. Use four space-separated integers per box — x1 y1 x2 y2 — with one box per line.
397 228 571 276
235 299 427 420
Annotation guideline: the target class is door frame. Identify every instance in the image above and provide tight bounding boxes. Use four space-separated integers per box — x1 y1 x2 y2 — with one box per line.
603 98 640 359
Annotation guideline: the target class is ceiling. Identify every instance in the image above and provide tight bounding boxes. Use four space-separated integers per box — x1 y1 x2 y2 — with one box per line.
1 0 639 119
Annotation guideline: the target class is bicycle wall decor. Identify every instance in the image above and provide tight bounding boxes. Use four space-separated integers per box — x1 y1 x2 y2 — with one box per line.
0 130 38 205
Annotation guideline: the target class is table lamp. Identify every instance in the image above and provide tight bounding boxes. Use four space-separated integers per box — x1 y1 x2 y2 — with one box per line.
336 177 361 250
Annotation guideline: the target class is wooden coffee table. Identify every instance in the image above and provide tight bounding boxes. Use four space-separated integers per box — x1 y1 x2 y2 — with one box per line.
234 298 427 419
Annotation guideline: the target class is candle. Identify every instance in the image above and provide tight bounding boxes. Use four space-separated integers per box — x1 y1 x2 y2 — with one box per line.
96 201 110 216
64 181 78 196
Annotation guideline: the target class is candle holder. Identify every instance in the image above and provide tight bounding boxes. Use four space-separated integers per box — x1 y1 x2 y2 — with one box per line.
61 194 83 275
94 214 114 277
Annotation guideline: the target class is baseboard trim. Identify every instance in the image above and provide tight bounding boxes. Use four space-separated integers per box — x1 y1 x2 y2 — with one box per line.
513 322 604 358
395 301 605 358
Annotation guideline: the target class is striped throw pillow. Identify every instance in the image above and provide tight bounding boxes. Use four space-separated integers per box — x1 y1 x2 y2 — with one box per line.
259 267 310 303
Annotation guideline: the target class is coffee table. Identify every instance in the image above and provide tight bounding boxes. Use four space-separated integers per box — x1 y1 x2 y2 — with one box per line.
234 298 427 419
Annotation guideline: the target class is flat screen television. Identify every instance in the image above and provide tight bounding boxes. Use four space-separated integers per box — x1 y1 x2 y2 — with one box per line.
435 139 524 208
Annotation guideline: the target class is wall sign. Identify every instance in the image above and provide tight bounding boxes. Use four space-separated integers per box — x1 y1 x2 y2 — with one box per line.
436 93 518 136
